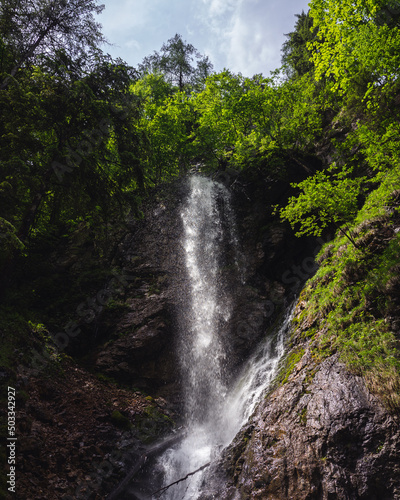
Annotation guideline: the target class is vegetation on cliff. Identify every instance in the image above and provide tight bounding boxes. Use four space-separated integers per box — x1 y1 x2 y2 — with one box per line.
289 171 400 411
276 0 400 412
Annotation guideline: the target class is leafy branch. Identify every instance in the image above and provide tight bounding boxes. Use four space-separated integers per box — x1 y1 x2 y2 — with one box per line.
278 170 364 248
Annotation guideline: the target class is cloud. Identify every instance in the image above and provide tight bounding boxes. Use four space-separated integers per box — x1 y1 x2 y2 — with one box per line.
196 0 309 75
101 0 150 33
226 0 284 75
201 0 238 17
99 0 310 75
227 9 276 74
125 39 141 51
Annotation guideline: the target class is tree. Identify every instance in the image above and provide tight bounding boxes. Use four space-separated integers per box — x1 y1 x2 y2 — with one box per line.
0 52 143 241
278 170 363 247
281 10 318 78
138 34 213 91
309 0 400 97
0 0 106 88
190 70 323 173
0 52 146 295
132 75 196 181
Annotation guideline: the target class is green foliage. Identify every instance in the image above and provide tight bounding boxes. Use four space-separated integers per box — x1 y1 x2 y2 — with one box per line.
295 173 400 411
282 10 318 78
309 0 400 100
0 0 106 88
278 348 305 385
279 169 363 243
0 217 24 262
130 59 326 178
134 85 196 180
0 45 146 293
191 70 324 171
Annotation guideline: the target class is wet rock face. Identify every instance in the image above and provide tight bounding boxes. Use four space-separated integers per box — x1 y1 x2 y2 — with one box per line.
95 300 175 390
199 354 400 500
95 182 188 400
94 174 320 405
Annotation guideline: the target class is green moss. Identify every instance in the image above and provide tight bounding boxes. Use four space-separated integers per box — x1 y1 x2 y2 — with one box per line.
277 348 305 386
303 367 317 386
299 407 308 426
104 300 131 313
95 373 118 385
111 410 132 430
134 404 174 444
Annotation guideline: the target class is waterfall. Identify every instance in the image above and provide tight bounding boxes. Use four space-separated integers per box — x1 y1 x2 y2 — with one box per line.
157 175 235 499
180 175 231 426
155 175 291 500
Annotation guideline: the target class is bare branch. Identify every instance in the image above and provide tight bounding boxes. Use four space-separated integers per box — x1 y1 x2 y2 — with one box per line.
152 462 211 498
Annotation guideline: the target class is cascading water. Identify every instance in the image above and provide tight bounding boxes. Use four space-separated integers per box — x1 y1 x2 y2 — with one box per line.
158 175 235 499
156 175 291 500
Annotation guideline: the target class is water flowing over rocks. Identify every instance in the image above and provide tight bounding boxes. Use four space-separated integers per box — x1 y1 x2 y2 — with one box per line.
198 350 400 500
94 172 320 409
102 173 400 500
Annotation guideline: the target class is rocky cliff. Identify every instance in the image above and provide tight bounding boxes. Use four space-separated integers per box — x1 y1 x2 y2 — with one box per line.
92 171 320 412
196 179 400 500
199 350 400 499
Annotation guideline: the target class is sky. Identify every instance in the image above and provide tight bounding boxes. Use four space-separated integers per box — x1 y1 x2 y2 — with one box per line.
98 0 310 77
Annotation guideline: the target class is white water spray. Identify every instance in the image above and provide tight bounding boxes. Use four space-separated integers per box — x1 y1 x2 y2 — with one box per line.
157 175 291 499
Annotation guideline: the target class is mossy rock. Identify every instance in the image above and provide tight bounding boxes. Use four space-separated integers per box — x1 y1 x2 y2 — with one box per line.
111 410 133 430
134 404 174 443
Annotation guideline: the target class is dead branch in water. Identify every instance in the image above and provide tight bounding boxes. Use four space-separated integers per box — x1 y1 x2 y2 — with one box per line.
152 461 211 498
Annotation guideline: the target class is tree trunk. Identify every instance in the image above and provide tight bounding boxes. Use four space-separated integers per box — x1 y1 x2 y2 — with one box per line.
0 166 54 299
17 167 54 242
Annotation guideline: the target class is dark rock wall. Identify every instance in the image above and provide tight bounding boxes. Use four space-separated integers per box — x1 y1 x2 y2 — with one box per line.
95 181 188 404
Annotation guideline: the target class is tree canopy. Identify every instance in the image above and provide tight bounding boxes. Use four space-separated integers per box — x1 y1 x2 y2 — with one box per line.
1 0 400 294
0 0 106 88
278 169 363 246
309 0 400 97
138 33 213 91
281 10 318 78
